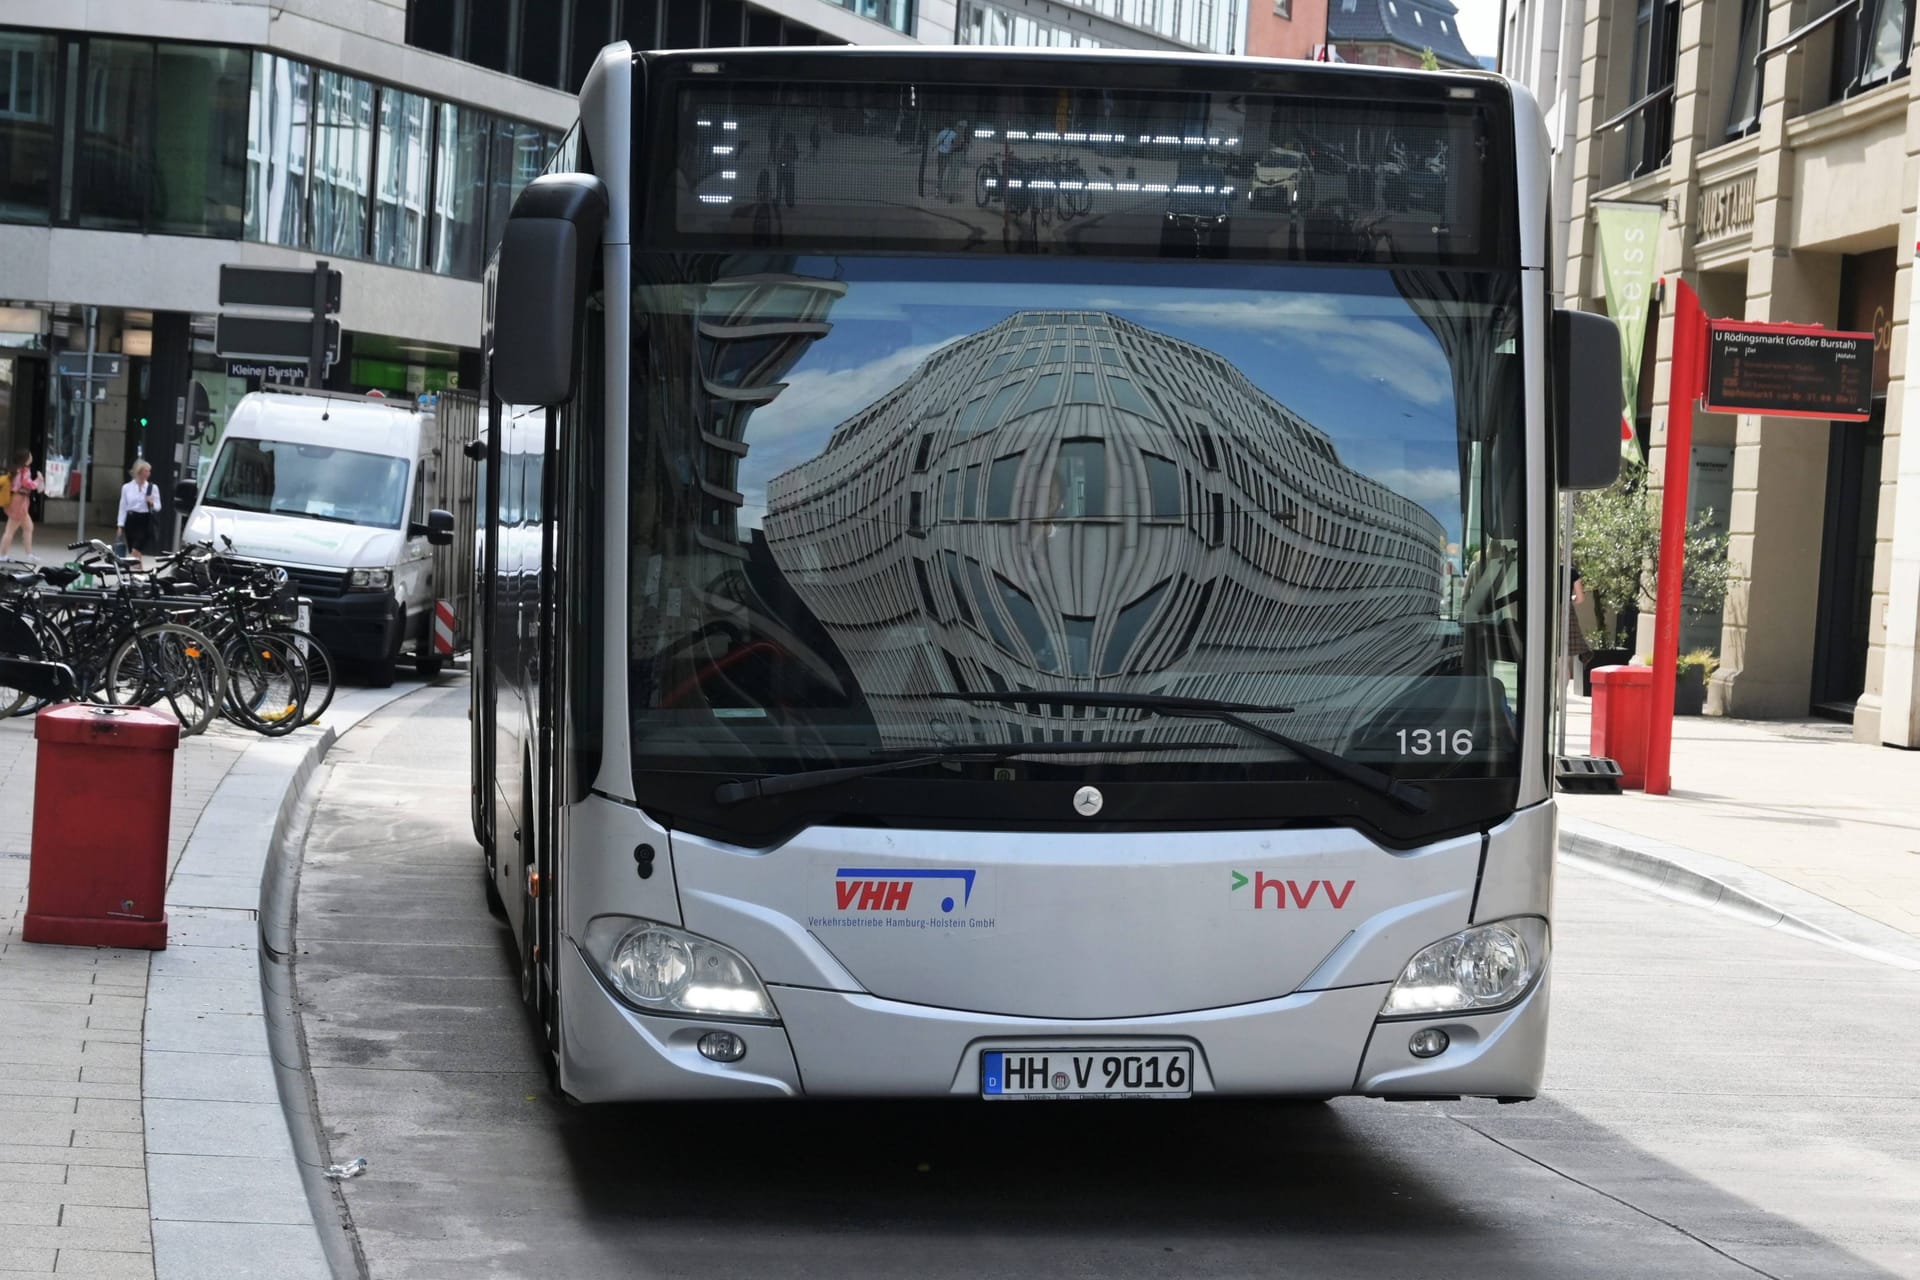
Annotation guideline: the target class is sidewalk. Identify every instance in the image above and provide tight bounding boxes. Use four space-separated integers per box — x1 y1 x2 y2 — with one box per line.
0 717 248 1279
1558 692 1920 944
0 681 434 1279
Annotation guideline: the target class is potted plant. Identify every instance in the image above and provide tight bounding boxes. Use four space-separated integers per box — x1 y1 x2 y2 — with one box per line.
1570 461 1732 696
1673 649 1717 715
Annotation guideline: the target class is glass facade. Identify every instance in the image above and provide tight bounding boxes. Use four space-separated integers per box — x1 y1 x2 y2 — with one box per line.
1 28 561 280
404 0 851 91
960 0 1244 52
151 43 248 237
432 103 490 277
373 87 431 268
246 52 310 246
0 31 57 223
309 69 372 256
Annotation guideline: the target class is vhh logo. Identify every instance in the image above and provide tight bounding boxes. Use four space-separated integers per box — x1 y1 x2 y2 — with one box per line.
835 879 913 911
1229 870 1356 910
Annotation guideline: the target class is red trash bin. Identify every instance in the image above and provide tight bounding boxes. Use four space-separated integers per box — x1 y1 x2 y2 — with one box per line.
24 704 180 950
1589 665 1653 791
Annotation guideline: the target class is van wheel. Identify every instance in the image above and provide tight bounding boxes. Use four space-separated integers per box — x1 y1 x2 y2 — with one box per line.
366 621 402 687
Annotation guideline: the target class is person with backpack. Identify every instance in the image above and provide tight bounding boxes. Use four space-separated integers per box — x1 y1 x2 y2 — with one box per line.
0 449 41 560
116 459 162 557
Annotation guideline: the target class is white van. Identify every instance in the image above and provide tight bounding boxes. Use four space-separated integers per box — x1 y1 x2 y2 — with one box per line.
181 388 470 685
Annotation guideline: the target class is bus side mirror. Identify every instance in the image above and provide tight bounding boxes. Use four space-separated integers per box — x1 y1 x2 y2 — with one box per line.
174 480 199 510
414 508 455 546
1553 308 1624 491
492 174 609 407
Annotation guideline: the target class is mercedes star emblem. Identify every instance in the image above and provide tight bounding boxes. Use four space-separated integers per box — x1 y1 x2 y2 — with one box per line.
1073 785 1104 817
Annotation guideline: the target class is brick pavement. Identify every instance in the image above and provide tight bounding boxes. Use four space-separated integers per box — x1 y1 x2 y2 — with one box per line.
0 716 247 1280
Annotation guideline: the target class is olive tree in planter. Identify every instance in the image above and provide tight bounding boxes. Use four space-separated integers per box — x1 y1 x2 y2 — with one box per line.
1570 461 1732 695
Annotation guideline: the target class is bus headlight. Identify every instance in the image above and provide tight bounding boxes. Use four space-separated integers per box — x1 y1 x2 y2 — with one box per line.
581 917 777 1022
1379 918 1547 1018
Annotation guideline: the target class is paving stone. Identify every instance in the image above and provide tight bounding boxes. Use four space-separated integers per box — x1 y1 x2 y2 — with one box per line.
140 1053 277 1106
0 1245 57 1272
147 1155 308 1226
0 1146 141 1171
48 1248 155 1278
143 1100 290 1160
150 1221 323 1280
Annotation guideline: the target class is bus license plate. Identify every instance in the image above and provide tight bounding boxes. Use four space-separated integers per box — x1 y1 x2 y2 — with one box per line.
981 1048 1192 1100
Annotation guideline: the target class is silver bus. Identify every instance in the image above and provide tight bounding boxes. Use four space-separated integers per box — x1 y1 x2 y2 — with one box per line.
472 44 1622 1103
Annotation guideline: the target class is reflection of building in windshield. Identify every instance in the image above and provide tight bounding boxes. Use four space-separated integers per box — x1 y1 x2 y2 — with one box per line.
763 310 1456 747
689 274 849 558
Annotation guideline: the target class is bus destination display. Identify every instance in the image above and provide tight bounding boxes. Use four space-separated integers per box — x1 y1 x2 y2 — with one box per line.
1704 322 1874 421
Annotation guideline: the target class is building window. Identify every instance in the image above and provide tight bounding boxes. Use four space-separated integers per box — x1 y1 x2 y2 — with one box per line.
1841 0 1915 93
995 575 1059 673
0 32 57 224
1101 580 1169 675
943 550 976 627
1052 440 1106 517
432 102 489 277
986 452 1021 518
1275 0 1292 17
246 53 311 246
1142 452 1181 518
1725 0 1765 138
1064 615 1095 677
73 40 154 231
150 44 251 238
1600 0 1679 180
373 87 432 267
486 119 555 255
309 68 374 256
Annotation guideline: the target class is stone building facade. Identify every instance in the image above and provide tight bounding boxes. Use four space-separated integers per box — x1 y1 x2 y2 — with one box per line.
1563 0 1920 744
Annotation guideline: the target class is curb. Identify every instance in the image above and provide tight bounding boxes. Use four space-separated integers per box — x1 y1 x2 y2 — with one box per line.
1560 815 1920 973
142 680 441 1280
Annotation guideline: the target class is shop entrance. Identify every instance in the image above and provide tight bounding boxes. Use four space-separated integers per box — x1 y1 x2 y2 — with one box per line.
1810 398 1883 717
1811 248 1894 719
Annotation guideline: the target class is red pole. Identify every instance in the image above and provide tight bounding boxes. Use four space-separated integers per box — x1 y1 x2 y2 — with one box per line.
1644 279 1705 796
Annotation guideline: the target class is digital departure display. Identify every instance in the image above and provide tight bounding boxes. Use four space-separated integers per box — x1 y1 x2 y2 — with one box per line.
659 79 1509 264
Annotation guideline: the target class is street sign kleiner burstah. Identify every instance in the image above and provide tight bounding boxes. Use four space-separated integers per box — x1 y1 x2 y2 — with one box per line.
1704 321 1874 421
219 264 343 313
215 261 341 389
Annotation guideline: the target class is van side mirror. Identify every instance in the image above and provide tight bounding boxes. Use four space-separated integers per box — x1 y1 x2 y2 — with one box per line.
174 480 199 510
414 508 455 547
1553 308 1624 491
491 174 609 406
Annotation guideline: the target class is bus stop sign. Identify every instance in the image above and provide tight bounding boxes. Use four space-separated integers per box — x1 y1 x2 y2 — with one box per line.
1704 321 1874 421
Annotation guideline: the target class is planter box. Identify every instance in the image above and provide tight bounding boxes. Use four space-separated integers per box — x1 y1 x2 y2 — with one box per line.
1674 666 1707 716
1580 649 1632 697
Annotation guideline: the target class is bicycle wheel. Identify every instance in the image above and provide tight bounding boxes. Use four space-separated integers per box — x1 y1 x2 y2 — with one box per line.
974 160 997 208
106 623 229 737
2 611 71 717
221 633 308 736
276 628 336 727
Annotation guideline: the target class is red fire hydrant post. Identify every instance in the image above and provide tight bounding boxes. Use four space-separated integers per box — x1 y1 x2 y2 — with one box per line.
24 704 180 950
1589 665 1655 791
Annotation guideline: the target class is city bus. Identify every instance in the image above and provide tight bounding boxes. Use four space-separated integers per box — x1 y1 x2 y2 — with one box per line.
472 43 1622 1103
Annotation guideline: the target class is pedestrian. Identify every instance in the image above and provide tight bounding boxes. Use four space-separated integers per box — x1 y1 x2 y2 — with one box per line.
776 131 800 209
1566 561 1591 692
933 120 965 200
116 460 162 558
809 119 822 156
0 449 40 559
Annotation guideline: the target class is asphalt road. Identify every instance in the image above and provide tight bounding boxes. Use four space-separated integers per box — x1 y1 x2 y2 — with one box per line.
291 685 1920 1279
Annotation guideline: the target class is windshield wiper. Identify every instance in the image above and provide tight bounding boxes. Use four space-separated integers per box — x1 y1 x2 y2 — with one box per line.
270 507 361 525
712 739 1243 806
933 691 1431 815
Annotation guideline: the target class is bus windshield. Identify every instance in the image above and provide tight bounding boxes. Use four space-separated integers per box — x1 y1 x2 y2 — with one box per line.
626 72 1526 839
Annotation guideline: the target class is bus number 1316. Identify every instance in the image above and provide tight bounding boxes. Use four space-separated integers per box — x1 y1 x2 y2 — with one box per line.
1398 729 1475 756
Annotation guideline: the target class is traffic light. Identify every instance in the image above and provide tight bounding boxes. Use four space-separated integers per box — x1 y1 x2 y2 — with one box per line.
138 415 149 429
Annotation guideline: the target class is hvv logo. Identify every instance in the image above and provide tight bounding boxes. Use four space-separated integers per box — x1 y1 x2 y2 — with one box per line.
1229 870 1356 910
834 868 978 914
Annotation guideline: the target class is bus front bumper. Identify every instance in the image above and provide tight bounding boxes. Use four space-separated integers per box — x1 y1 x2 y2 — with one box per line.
556 945 1551 1103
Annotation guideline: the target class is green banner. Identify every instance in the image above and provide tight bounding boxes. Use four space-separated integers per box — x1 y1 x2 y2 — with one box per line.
1594 201 1664 464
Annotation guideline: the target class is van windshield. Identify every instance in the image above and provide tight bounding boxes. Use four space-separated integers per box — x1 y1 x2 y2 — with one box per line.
203 439 411 529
